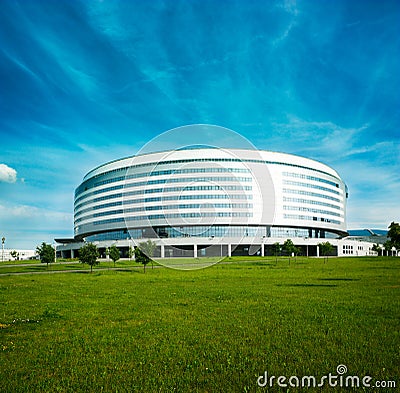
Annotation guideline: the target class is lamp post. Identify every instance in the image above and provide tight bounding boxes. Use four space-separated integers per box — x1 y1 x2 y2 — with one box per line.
1 237 5 262
53 242 57 263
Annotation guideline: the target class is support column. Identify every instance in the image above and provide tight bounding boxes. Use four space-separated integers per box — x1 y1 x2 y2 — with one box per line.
71 249 75 259
194 244 197 258
161 244 165 258
261 243 264 257
228 244 232 257
316 245 320 258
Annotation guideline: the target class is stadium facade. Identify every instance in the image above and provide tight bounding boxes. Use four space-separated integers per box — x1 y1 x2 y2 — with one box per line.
56 148 378 258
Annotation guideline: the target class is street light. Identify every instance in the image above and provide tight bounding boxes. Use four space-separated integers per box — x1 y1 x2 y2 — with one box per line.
1 237 5 262
53 242 57 263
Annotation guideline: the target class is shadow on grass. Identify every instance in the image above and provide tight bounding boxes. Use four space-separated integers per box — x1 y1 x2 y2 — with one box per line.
254 262 276 267
72 268 142 274
64 265 84 269
367 266 400 270
276 283 338 287
112 268 142 273
27 265 46 269
319 278 361 281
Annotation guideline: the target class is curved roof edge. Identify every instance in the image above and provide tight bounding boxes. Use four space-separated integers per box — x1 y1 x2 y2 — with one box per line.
82 147 343 182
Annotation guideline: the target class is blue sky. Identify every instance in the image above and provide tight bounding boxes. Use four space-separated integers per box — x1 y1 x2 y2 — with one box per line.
0 0 399 249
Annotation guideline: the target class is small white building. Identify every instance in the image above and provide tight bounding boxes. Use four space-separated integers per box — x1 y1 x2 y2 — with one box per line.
1 249 37 261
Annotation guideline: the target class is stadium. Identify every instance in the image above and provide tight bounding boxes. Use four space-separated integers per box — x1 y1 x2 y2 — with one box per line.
56 147 377 259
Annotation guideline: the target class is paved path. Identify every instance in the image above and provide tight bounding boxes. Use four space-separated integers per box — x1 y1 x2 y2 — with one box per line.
0 265 147 277
0 261 77 268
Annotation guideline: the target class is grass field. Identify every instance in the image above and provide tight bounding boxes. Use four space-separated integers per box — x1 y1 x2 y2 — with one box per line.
0 256 399 392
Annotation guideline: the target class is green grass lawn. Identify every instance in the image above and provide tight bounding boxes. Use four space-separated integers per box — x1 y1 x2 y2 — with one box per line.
0 257 399 392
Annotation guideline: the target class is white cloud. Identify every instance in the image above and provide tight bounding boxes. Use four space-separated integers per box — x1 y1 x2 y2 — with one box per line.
0 203 72 223
272 0 299 45
281 0 299 15
269 116 374 161
0 164 17 183
347 198 400 230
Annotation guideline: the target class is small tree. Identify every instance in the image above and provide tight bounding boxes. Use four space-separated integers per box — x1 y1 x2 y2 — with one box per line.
128 245 135 262
135 240 156 272
141 239 156 269
372 243 382 256
109 245 120 267
383 240 393 257
283 239 296 265
388 222 400 250
79 243 99 273
134 248 150 272
293 246 301 263
272 242 281 264
10 250 19 261
36 242 55 267
319 241 334 263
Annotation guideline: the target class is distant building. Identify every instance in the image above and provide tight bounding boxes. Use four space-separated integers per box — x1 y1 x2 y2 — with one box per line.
1 249 37 261
56 147 382 258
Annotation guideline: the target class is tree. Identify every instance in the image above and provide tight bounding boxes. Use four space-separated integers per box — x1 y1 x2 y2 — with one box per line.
372 243 382 256
134 240 156 273
134 248 150 272
282 239 296 265
128 246 135 262
79 243 99 273
109 245 120 267
36 242 55 267
383 240 393 257
10 250 19 261
272 242 281 264
388 222 400 250
318 241 334 263
293 246 301 263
